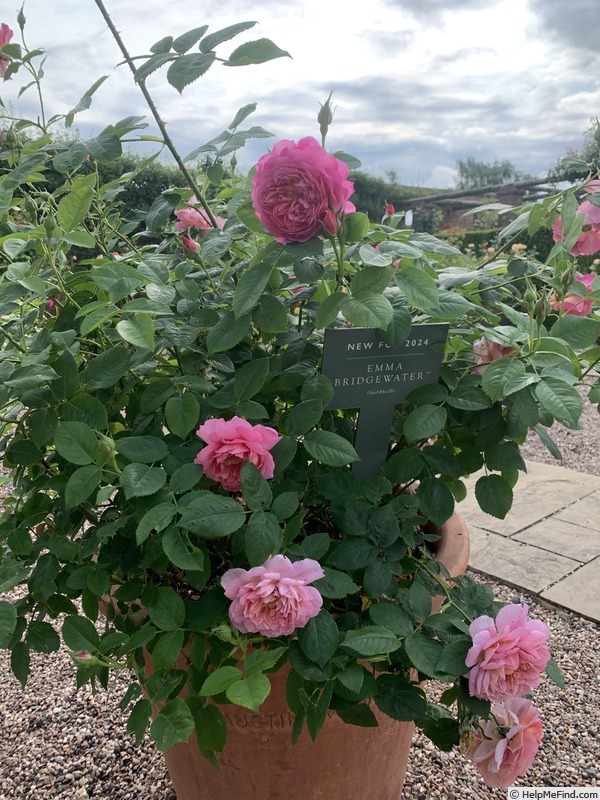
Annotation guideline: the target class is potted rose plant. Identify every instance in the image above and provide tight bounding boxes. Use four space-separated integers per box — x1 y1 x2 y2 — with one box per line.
1 6 598 797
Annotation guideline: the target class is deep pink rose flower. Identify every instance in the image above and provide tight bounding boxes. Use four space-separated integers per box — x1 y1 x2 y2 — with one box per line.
251 136 355 244
465 698 543 788
194 417 281 492
466 604 550 701
221 554 324 637
472 336 516 374
174 198 225 236
550 273 595 316
0 23 13 79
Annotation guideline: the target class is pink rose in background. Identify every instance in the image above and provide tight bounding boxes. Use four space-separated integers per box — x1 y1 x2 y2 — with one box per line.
174 198 225 237
466 604 550 701
251 136 355 244
552 201 600 256
472 336 516 374
465 698 543 788
195 416 281 492
221 554 324 637
0 23 13 79
385 203 395 216
550 273 595 316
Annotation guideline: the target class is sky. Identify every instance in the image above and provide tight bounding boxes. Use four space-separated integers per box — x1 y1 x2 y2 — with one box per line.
1 0 598 188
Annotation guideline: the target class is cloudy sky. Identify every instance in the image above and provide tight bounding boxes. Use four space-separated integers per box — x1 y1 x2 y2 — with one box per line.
1 0 598 187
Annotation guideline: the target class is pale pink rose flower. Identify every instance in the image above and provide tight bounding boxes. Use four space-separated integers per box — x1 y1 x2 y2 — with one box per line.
174 198 225 236
472 336 516 374
466 604 550 701
194 416 281 492
0 23 13 79
550 273 595 316
221 554 324 637
552 210 600 257
465 698 543 788
251 136 355 244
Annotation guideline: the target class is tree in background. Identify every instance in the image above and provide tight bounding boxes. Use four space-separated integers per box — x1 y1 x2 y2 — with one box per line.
553 120 600 182
455 156 531 189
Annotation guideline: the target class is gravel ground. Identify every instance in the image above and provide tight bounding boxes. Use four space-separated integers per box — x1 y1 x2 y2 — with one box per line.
1 391 599 800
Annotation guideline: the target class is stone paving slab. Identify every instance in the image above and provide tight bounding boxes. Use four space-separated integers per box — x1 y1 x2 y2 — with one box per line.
513 517 600 563
460 460 600 536
468 526 581 593
541 557 600 620
555 489 600 530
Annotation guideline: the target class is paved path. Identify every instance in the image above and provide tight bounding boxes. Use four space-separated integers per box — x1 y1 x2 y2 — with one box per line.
459 460 600 622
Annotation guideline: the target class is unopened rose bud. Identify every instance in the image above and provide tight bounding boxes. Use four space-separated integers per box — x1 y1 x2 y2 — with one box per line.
17 5 26 30
385 203 395 217
71 652 101 667
321 208 338 236
97 434 116 459
43 213 56 235
181 235 199 253
561 265 577 291
534 296 550 324
317 91 334 146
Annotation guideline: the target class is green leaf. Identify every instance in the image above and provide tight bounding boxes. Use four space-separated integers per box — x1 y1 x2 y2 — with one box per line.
27 621 60 654
120 464 167 499
351 265 394 294
343 292 394 329
81 347 131 390
151 698 195 752
236 203 266 233
342 212 370 242
5 365 58 391
57 180 93 232
150 35 173 54
11 642 31 689
314 291 347 328
369 602 414 637
146 586 186 631
375 674 426 721
297 611 339 668
226 674 271 710
151 629 185 672
65 465 102 508
535 378 583 428
234 358 269 401
481 359 525 403
341 626 400 657
336 703 379 727
163 526 205 571
173 26 209 54
200 21 257 53
4 439 43 466
62 615 100 652
86 133 122 162
241 462 273 511
116 436 168 464
206 311 251 355
0 601 17 648
383 447 424 483
116 314 155 350
200 666 242 696
435 638 471 677
245 511 283 565
253 294 288 333
224 38 291 67
127 699 152 745
358 244 392 267
403 405 447 443
532 424 562 459
312 568 359 599
475 474 513 519
178 494 246 537
170 463 203 494
233 261 274 319
50 350 80 400
303 430 359 467
136 503 176 545
242 646 287 676
394 265 439 310
285 399 323 437
228 101 257 129
54 421 98 465
545 656 565 688
165 393 200 439
551 315 600 348
166 52 216 93
62 393 108 430
404 634 445 679
416 477 455 527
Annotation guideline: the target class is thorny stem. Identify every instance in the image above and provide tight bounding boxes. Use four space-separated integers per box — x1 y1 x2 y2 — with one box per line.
93 0 219 229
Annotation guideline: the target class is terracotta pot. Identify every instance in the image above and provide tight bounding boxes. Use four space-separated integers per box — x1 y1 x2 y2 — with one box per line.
155 510 470 800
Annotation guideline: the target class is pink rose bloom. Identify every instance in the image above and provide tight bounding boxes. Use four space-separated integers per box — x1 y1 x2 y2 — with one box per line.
550 273 595 316
466 698 543 788
174 198 225 236
552 205 600 256
251 136 355 244
221 554 324 637
472 336 516 374
194 416 281 492
0 23 13 79
466 604 550 701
